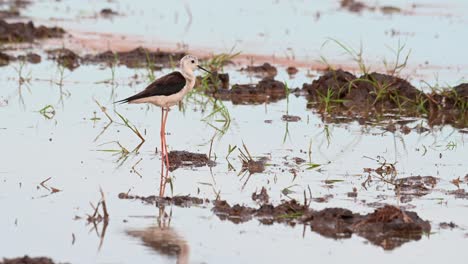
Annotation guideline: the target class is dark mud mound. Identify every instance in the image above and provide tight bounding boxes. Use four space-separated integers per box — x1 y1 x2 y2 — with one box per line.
0 256 57 264
100 8 119 17
241 62 277 77
281 115 301 122
47 48 80 70
0 51 41 66
396 176 438 202
304 69 468 129
0 20 65 42
340 0 367 13
212 199 430 250
17 53 41 64
83 47 185 69
0 10 20 19
118 193 208 207
0 52 14 66
352 205 431 250
167 150 215 171
195 72 230 90
210 77 286 104
252 187 270 204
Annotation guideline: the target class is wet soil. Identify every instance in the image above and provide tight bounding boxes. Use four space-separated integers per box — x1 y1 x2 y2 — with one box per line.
118 192 208 207
0 20 65 42
0 51 41 66
241 62 277 77
46 48 80 70
303 69 468 129
212 199 431 250
252 187 270 204
281 115 301 122
167 150 215 171
206 77 287 104
0 256 58 264
100 8 119 17
83 47 185 69
396 176 438 202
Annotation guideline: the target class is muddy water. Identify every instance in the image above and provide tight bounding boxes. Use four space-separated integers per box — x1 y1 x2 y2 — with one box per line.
1 1 468 263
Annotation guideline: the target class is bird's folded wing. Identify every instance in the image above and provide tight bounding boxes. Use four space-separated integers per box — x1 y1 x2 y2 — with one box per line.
116 71 187 103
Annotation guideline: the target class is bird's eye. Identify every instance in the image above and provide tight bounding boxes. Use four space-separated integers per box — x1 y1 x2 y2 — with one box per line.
191 60 195 63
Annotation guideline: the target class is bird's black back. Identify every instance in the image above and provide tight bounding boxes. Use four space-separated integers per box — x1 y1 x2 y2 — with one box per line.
115 71 187 103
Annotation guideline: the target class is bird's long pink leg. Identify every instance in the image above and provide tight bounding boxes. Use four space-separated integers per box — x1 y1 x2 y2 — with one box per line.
159 107 166 197
162 108 170 172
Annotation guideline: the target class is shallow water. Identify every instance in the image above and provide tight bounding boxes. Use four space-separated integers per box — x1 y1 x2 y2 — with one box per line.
1 1 467 263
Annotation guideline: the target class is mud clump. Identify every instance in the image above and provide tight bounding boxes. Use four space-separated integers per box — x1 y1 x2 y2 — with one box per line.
282 115 301 122
396 176 438 202
252 187 269 204
352 205 431 250
0 52 14 66
118 192 208 207
0 10 20 19
18 53 41 64
0 256 57 264
84 47 185 69
47 48 80 70
195 71 229 90
241 62 277 77
340 0 368 13
167 150 215 171
228 77 287 104
212 199 430 250
0 51 41 66
0 20 65 42
100 8 119 17
286 66 298 75
303 69 468 129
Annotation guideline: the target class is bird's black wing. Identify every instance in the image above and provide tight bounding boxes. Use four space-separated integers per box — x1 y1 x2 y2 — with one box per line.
115 71 186 103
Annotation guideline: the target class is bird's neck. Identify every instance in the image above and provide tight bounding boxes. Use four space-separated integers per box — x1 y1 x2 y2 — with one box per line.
180 70 195 87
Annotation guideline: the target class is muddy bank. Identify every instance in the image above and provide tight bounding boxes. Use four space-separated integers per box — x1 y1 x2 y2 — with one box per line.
47 48 79 70
303 70 468 129
0 256 59 264
167 150 215 171
0 20 65 42
83 47 185 69
213 199 430 250
197 75 288 104
241 62 277 77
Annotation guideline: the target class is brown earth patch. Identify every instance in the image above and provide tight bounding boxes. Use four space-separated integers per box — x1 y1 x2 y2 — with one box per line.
0 256 58 264
241 62 277 77
47 48 80 70
167 150 215 171
304 69 468 129
212 199 430 250
83 47 185 69
396 176 438 202
0 20 65 43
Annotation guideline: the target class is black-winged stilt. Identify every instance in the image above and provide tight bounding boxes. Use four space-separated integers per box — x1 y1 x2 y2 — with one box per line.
116 55 211 182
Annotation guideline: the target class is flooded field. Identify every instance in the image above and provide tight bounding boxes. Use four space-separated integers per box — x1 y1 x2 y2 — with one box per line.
1 1 467 263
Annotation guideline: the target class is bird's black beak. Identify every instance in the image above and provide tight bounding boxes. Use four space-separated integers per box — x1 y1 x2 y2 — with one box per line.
197 65 212 74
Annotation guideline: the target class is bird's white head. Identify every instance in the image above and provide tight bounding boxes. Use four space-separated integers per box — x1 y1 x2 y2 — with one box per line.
179 55 211 78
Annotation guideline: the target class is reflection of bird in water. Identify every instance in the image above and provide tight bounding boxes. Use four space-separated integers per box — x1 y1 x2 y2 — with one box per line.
126 207 189 264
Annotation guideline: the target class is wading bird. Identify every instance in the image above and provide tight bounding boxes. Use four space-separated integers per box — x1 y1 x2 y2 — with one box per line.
116 55 211 173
